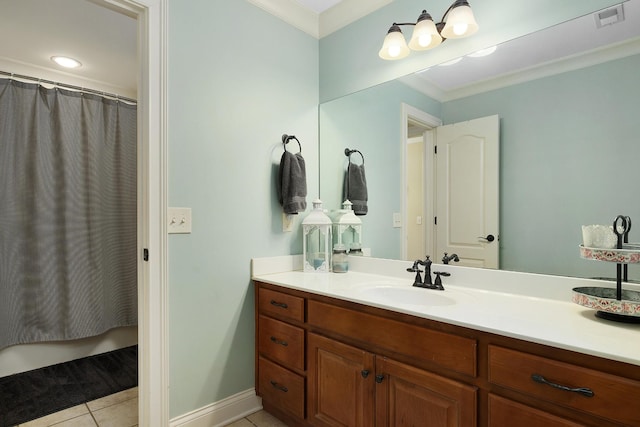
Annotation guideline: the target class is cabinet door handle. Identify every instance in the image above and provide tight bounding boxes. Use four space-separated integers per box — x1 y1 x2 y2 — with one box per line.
531 374 594 397
270 336 288 346
270 300 288 309
270 380 288 392
375 374 385 383
361 370 370 378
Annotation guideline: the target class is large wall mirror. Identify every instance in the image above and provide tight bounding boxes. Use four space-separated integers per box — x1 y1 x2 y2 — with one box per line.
319 1 640 281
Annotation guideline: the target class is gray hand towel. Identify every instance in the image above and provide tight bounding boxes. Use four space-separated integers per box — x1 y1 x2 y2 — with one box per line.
278 151 307 214
343 161 368 215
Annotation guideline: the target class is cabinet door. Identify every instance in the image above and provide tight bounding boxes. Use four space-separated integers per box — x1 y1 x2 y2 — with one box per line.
375 357 477 427
308 332 375 427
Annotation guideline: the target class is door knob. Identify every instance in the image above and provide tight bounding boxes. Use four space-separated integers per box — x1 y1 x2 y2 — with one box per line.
478 234 495 242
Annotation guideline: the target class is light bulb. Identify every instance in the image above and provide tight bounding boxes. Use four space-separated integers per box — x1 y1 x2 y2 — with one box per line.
379 27 410 60
440 4 478 39
418 34 432 47
388 46 401 58
453 22 468 36
408 14 442 51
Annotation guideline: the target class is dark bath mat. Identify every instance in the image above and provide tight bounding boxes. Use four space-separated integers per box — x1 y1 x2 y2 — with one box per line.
0 345 137 427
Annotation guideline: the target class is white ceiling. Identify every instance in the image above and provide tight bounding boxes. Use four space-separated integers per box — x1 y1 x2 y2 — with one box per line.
0 0 138 98
0 0 638 102
0 0 381 98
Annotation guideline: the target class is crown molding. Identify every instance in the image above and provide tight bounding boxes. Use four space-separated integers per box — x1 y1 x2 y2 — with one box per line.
400 37 640 103
248 0 320 38
442 37 640 102
319 0 392 38
247 0 392 39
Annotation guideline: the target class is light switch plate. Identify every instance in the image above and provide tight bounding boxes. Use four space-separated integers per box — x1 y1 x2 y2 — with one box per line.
393 212 402 228
168 207 192 234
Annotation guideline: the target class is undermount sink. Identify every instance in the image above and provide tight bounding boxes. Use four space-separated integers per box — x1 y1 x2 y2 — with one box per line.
355 285 455 307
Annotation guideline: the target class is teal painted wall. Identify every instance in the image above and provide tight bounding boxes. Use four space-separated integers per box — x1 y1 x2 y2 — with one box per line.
442 54 640 279
320 80 440 259
320 0 622 102
164 0 635 420
167 0 318 417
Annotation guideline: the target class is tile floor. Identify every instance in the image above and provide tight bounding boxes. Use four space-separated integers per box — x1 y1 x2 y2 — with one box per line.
16 387 138 427
15 387 288 427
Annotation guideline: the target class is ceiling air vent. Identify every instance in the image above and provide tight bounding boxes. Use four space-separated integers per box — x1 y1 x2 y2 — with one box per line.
595 4 625 28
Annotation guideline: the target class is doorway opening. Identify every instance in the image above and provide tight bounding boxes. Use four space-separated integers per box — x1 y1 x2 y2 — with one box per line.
401 103 442 261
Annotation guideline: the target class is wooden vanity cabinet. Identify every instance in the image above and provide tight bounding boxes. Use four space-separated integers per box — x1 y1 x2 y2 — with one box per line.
306 299 478 427
255 281 640 427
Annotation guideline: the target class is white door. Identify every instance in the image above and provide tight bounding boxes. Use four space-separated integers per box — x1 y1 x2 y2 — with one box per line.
435 115 499 268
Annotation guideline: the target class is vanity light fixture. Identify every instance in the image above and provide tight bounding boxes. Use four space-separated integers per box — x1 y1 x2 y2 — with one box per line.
378 0 479 60
51 56 82 69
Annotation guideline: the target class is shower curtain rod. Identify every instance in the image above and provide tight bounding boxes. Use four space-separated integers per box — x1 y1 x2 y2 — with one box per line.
0 70 137 104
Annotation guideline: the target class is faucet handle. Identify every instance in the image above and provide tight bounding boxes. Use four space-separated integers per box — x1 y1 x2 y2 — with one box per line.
406 261 423 273
432 271 451 290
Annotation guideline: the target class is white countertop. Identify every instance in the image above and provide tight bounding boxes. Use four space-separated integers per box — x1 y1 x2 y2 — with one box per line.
252 255 640 367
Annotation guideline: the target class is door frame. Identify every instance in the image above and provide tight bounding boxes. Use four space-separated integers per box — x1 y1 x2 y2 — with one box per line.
401 103 441 261
99 0 168 425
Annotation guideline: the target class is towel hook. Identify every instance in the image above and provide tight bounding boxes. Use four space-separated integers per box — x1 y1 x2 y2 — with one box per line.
282 134 302 153
344 148 364 164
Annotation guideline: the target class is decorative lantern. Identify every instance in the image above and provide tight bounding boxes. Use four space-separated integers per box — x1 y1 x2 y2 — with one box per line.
332 200 362 252
302 199 333 272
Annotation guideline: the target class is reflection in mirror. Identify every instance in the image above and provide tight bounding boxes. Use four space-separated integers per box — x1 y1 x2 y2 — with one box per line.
319 2 640 281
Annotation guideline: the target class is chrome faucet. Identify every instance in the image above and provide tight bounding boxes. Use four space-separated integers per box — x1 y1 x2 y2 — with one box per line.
442 252 460 265
407 256 446 290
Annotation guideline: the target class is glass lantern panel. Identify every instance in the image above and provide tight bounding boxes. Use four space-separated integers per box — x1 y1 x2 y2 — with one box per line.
304 225 332 272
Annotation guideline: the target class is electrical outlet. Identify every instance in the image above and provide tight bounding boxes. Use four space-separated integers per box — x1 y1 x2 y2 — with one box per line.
168 207 192 234
282 213 294 232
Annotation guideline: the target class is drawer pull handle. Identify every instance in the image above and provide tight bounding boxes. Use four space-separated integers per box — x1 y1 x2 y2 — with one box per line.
361 370 370 378
375 374 385 383
270 380 288 392
270 336 288 346
270 300 288 309
531 374 594 398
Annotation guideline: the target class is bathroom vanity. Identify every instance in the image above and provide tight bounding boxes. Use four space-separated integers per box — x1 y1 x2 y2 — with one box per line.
252 256 640 427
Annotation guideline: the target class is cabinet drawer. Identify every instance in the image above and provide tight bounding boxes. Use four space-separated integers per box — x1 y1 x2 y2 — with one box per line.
308 300 477 377
259 287 304 322
488 394 585 427
259 315 305 371
258 357 305 420
488 345 640 426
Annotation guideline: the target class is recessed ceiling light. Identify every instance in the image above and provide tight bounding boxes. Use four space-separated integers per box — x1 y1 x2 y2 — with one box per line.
51 56 82 69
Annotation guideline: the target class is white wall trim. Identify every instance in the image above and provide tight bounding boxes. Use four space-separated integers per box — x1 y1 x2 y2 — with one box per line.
442 36 640 101
247 0 320 38
246 0 392 39
102 0 168 425
169 389 262 427
319 0 392 38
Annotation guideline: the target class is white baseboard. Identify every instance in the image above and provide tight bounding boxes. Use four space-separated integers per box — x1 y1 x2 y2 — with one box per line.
169 388 262 427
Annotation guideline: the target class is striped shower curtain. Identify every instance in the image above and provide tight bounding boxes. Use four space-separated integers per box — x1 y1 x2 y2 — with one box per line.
0 78 137 350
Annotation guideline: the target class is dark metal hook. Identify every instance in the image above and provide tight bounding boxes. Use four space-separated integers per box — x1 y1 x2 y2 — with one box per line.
282 134 301 153
344 148 364 164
